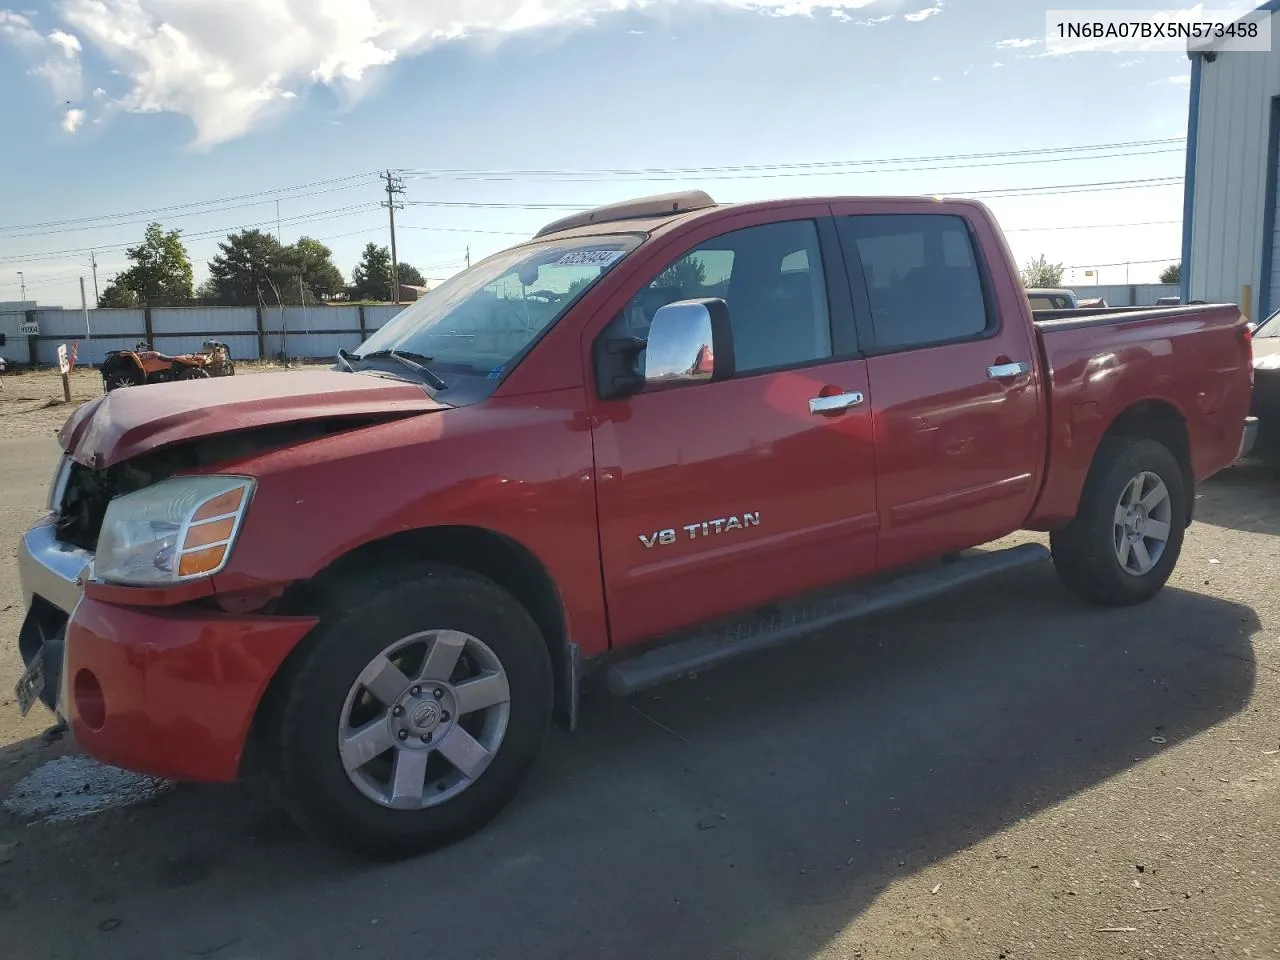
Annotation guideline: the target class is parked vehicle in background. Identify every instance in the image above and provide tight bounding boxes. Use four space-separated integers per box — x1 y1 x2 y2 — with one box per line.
1246 306 1280 455
101 338 235 391
15 191 1256 858
1077 297 1110 308
1025 287 1079 310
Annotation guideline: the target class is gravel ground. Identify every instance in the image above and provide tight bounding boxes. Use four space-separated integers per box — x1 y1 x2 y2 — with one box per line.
0 382 1276 960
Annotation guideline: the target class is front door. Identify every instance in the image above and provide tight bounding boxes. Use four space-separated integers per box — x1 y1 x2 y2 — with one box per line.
587 214 880 649
831 205 1045 570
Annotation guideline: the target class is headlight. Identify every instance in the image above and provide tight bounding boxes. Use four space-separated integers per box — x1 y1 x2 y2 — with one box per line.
47 455 73 514
94 476 255 586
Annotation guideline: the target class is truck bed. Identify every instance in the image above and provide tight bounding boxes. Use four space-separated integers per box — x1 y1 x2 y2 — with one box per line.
1031 304 1215 329
1026 301 1253 529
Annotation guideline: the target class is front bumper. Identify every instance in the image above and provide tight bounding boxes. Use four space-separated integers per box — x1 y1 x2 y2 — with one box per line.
17 514 317 782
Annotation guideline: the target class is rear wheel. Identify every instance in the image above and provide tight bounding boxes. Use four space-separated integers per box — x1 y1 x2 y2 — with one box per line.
268 564 553 859
176 366 211 380
1050 436 1187 606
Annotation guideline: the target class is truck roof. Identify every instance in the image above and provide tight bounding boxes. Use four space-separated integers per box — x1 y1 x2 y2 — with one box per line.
533 190 994 242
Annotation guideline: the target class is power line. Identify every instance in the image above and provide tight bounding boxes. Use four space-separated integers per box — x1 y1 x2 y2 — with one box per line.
0 171 380 236
1064 256 1180 269
397 137 1185 180
400 147 1184 185
0 181 380 241
0 203 382 265
392 176 1185 215
1003 219 1181 233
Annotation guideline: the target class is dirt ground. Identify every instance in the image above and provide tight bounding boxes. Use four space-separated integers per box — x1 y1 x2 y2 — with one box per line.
0 373 1277 959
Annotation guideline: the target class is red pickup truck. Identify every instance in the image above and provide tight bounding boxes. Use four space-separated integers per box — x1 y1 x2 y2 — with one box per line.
15 191 1255 857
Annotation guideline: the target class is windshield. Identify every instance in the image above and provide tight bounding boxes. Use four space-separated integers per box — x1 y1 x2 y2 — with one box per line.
353 233 643 394
1255 307 1280 338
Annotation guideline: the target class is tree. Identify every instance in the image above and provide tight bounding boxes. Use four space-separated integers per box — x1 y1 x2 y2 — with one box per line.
98 223 194 305
350 243 394 301
1159 262 1182 284
396 262 425 288
205 229 286 306
284 237 345 301
204 231 345 306
654 255 708 292
98 281 141 308
1020 254 1065 288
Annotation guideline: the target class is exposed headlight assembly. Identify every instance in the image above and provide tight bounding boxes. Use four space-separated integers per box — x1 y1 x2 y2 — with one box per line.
94 476 255 586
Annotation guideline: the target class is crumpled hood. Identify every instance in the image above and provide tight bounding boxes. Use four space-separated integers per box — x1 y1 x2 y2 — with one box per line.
59 369 447 468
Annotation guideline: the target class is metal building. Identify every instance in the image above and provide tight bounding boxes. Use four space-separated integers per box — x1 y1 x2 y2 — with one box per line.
1184 1 1280 320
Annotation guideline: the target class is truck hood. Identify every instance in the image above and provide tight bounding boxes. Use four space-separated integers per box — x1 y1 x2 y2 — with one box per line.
59 369 447 468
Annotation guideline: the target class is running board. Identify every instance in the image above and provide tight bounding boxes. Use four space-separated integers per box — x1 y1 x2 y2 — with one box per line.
604 543 1051 697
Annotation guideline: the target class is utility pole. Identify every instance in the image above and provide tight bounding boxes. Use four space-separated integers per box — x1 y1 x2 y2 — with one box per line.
466 246 471 269
80 277 90 339
89 251 100 306
382 170 405 304
276 200 282 243
17 271 25 302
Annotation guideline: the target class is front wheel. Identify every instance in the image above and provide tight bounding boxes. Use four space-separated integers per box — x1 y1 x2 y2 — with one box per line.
1050 436 1187 606
268 564 553 859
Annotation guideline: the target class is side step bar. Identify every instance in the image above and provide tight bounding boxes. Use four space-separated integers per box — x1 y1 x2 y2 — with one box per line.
604 542 1050 697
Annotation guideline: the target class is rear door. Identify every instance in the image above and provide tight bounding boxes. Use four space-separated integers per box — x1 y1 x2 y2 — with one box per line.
586 211 881 648
831 205 1045 570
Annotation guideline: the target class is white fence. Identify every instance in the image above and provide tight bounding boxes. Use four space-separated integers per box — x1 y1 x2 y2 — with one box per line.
1065 283 1181 306
0 303 409 367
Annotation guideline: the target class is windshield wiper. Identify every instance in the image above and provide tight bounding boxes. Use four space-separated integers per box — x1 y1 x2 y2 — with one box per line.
354 349 447 390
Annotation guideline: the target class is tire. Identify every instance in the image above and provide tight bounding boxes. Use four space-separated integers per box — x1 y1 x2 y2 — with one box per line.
1050 436 1187 607
268 563 553 859
177 366 211 380
103 364 142 391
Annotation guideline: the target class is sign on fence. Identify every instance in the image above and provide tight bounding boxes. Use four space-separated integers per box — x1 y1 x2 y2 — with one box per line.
19 320 38 335
57 343 70 375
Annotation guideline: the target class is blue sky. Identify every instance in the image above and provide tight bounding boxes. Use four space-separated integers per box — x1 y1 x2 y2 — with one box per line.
0 0 1228 307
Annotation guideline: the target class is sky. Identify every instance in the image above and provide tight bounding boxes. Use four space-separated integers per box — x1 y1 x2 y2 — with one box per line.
0 0 1255 308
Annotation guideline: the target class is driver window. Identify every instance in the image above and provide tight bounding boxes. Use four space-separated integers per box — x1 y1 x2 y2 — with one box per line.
605 219 833 374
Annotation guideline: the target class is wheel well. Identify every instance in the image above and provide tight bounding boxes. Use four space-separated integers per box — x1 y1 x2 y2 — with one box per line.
1100 400 1194 524
241 526 573 776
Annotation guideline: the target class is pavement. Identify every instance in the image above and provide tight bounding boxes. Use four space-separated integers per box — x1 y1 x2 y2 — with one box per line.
0 404 1277 960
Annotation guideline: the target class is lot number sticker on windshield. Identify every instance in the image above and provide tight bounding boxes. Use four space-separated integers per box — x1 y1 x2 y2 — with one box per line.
555 249 626 268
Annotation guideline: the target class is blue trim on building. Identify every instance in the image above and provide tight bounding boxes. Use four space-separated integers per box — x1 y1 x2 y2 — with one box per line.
1259 98 1280 320
1180 52 1203 303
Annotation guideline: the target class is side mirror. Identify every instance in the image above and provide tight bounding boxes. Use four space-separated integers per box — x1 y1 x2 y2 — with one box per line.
643 298 735 389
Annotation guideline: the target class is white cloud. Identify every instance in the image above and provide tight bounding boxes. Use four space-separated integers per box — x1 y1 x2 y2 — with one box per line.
1 0 915 147
47 28 80 55
931 74 940 81
1156 74 1191 86
903 2 942 22
857 13 893 24
61 107 85 133
0 11 84 101
92 85 106 98
995 37 1037 49
992 60 1004 67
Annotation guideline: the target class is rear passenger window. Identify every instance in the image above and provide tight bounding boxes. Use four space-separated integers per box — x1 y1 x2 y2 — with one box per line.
837 214 991 351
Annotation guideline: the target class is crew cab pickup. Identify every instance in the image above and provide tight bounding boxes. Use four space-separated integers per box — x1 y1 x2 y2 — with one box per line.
14 191 1255 857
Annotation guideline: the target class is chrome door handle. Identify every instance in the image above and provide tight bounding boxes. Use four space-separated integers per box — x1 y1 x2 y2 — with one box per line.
809 391 865 414
987 361 1030 380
